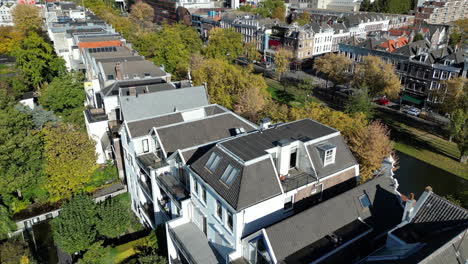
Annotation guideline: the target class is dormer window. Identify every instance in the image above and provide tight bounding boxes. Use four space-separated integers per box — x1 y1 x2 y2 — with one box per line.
205 152 221 172
359 194 371 209
318 143 336 166
220 164 239 185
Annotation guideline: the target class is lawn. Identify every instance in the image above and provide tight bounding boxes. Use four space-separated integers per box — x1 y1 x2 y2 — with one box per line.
380 116 468 180
110 236 148 263
266 78 322 106
0 64 15 75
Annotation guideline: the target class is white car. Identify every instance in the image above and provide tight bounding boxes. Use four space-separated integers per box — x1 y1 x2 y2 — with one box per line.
403 107 421 117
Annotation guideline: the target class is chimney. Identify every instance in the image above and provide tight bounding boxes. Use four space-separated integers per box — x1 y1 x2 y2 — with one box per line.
260 118 271 129
277 139 292 176
115 62 122 80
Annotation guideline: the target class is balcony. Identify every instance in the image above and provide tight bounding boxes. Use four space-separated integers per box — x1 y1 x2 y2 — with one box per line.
280 168 317 192
168 221 219 264
156 171 189 208
136 151 167 175
138 177 153 201
84 108 108 123
138 202 155 228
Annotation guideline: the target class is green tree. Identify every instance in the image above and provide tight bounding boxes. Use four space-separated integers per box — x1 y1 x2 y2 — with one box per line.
0 26 24 55
96 195 132 238
243 41 261 62
345 86 374 119
0 239 36 264
204 28 243 61
313 53 352 88
271 6 285 21
77 241 111 264
0 205 16 239
449 109 467 163
412 33 424 42
11 4 42 34
0 92 45 211
43 123 98 201
255 0 285 19
449 19 468 47
297 77 315 101
151 24 202 79
13 32 66 89
294 12 310 26
353 55 400 99
274 48 292 81
52 194 97 253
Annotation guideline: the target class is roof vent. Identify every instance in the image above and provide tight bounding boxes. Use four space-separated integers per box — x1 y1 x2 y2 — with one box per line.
260 118 271 129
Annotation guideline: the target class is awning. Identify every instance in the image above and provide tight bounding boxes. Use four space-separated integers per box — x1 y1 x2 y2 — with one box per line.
401 94 423 104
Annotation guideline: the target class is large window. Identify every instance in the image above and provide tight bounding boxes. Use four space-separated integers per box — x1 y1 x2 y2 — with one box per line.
205 152 222 172
142 139 149 153
220 165 239 186
324 148 335 166
201 185 207 204
227 211 233 231
194 179 198 195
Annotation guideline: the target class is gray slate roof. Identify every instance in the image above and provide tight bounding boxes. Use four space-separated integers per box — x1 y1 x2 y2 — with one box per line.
127 112 184 139
191 146 282 211
101 60 167 80
220 119 337 161
121 86 209 124
157 113 257 156
265 176 402 263
307 136 358 179
101 78 169 97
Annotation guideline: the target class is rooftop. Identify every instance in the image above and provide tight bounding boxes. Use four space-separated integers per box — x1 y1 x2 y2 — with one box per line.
220 119 338 161
101 60 167 81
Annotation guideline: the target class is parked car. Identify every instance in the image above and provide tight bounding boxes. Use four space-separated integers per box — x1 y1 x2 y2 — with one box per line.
375 98 389 106
403 107 421 116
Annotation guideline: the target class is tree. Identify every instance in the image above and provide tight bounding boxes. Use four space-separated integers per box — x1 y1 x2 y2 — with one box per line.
345 86 374 119
129 2 154 32
449 109 467 163
13 32 66 89
295 12 310 25
274 48 292 81
348 121 393 182
16 104 59 130
313 53 351 88
0 239 35 264
11 4 42 34
353 55 400 99
52 194 97 253
297 77 315 100
271 6 285 21
0 205 16 240
243 41 261 62
39 73 85 114
96 195 132 238
150 24 202 79
0 93 45 211
0 26 23 55
192 58 268 111
234 81 268 121
432 77 467 114
449 19 468 47
260 101 290 123
43 123 98 201
77 241 111 264
412 33 424 42
204 28 243 61
126 254 168 264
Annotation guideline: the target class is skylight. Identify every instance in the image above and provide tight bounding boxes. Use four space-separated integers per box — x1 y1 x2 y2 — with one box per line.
359 194 371 209
206 152 221 172
220 164 239 186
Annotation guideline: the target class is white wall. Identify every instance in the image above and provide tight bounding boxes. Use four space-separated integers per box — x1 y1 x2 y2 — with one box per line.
84 117 108 164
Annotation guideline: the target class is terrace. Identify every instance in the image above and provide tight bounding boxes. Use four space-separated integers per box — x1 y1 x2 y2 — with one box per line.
280 168 317 192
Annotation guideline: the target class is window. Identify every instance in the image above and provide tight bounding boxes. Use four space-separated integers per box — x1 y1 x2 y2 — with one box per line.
324 148 335 166
201 185 207 204
227 211 233 231
433 70 440 79
194 179 198 194
216 200 222 219
284 196 293 211
441 71 448 80
359 194 371 209
142 139 149 153
205 152 222 172
220 165 239 185
107 74 114 80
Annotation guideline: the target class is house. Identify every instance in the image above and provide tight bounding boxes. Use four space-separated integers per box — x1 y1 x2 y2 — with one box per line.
0 1 15 26
236 175 404 263
414 0 468 25
362 187 468 263
166 118 360 264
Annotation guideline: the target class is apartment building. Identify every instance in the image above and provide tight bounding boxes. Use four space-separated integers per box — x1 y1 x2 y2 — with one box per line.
0 0 15 26
339 38 467 108
289 0 361 12
414 0 468 24
166 118 360 263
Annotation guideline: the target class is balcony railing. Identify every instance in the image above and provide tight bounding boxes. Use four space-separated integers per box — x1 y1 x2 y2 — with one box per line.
138 179 153 201
156 172 189 208
280 169 317 192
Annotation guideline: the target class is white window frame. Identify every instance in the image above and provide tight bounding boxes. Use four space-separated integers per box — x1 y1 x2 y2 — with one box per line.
142 139 149 153
324 148 336 166
226 210 234 232
284 196 294 212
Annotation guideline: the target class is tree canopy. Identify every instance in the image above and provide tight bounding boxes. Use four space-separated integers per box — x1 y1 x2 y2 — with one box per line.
0 26 24 55
203 28 243 61
129 2 154 32
43 123 98 201
345 86 374 119
274 48 292 81
353 55 401 99
13 32 65 89
95 195 133 238
0 239 35 264
294 12 311 26
52 194 97 253
313 53 351 87
11 4 42 34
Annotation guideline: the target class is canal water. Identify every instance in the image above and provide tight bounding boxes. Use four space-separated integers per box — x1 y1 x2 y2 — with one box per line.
394 151 468 199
